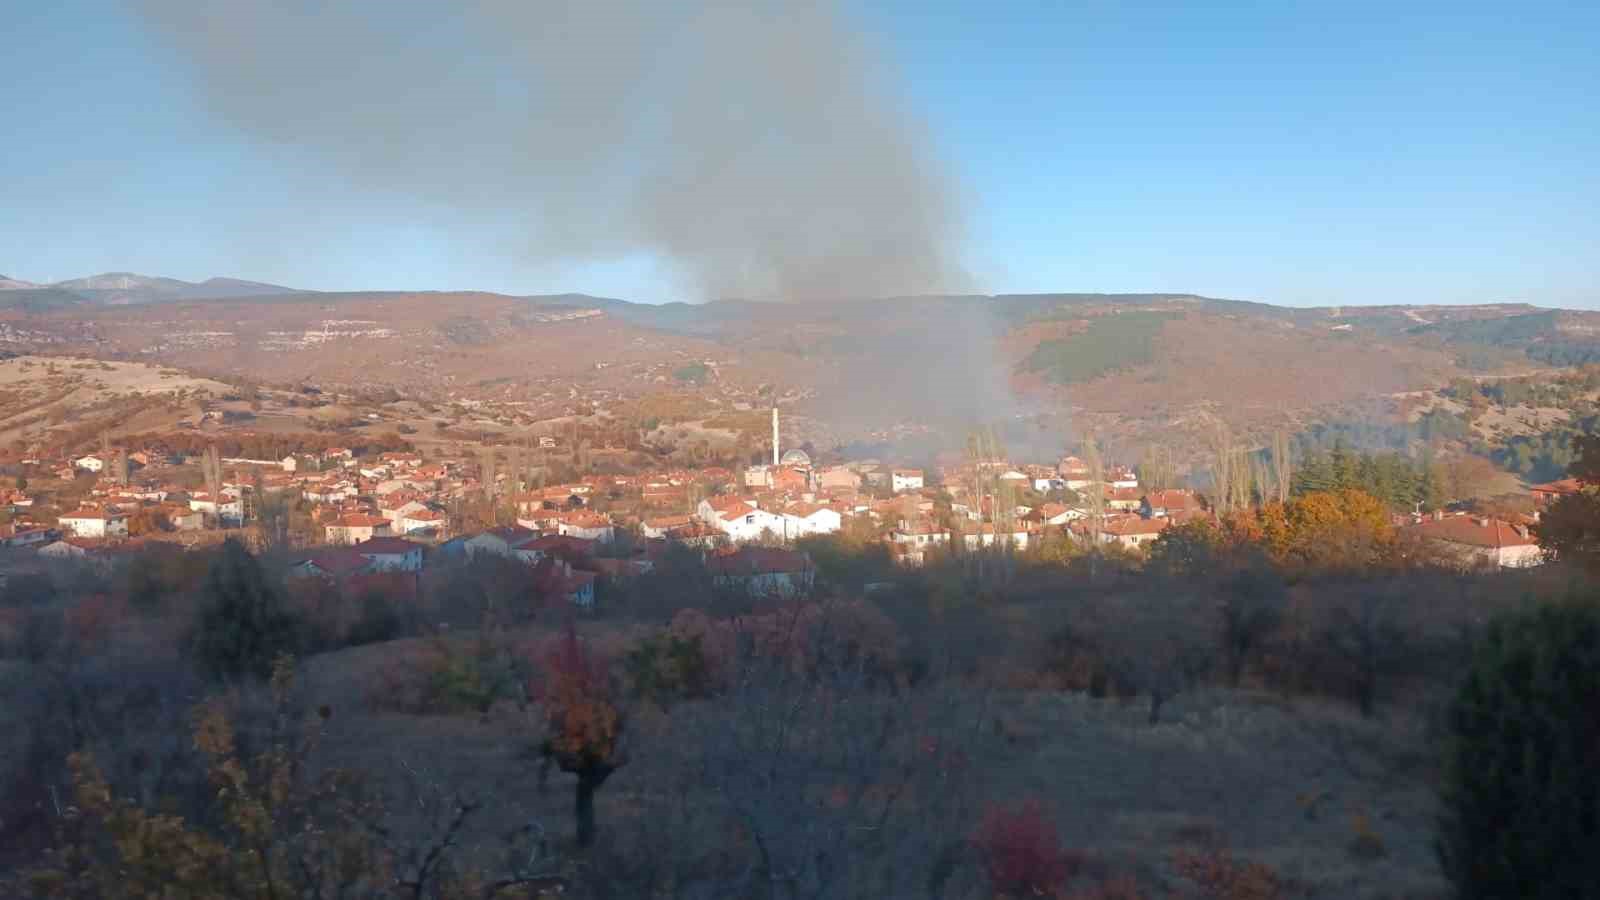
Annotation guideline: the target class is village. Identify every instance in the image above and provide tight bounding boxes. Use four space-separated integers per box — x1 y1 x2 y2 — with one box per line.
0 403 1561 614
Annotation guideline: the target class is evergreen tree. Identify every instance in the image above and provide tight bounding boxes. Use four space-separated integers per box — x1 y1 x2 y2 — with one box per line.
1436 603 1600 899
1330 439 1358 490
1293 449 1336 495
1417 452 1446 509
187 538 301 680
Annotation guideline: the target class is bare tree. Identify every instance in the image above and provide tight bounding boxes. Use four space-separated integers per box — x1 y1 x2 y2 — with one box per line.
1205 416 1252 514
1087 590 1214 724
626 606 989 900
201 445 224 527
1270 429 1293 503
479 446 497 502
506 443 524 498
1139 443 1175 492
1084 435 1106 574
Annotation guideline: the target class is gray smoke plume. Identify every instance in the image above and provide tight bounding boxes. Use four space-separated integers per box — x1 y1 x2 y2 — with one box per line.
135 0 968 300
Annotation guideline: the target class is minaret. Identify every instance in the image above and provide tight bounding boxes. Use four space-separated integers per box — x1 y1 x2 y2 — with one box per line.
772 407 780 466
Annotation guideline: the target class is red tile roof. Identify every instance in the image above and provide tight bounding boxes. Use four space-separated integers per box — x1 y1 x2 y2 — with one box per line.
1409 515 1535 549
518 534 597 556
354 536 420 555
705 546 812 575
1101 516 1170 537
1530 478 1582 497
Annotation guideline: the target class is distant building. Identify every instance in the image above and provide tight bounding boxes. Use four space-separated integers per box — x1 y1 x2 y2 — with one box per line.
0 523 54 548
352 536 424 572
815 466 860 491
1407 513 1543 569
641 514 694 540
780 503 842 537
459 525 538 558
699 496 787 543
1530 478 1582 508
324 513 391 545
57 508 128 540
706 546 814 597
397 508 445 535
1141 490 1198 519
890 468 924 493
1098 515 1169 550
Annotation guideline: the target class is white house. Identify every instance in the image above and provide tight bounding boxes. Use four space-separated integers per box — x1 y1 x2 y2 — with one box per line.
57 508 128 540
74 455 104 473
890 468 925 493
780 503 842 538
719 507 788 543
699 496 788 543
959 523 1034 551
352 536 423 572
641 514 694 539
189 492 244 524
888 520 949 566
556 512 616 543
1036 503 1082 526
280 455 298 473
397 508 445 534
303 482 358 504
380 499 430 523
461 525 537 558
1097 516 1169 550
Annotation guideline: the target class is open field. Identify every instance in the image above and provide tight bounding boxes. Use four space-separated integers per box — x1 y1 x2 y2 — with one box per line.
298 634 1446 899
0 355 230 450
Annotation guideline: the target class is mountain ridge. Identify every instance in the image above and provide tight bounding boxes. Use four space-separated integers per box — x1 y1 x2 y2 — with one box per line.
0 271 306 305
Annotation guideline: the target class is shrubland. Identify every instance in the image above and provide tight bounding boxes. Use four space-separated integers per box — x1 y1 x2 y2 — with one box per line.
0 498 1596 895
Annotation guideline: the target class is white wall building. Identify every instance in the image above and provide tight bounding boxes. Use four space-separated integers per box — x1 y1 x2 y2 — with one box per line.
57 509 128 539
890 469 925 493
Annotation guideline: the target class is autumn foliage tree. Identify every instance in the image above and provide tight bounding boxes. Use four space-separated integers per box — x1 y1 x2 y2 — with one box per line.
1260 489 1394 571
1533 433 1600 570
532 625 625 848
17 657 554 899
971 799 1076 898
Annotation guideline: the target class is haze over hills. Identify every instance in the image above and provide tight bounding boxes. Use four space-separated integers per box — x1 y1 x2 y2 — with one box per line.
0 271 305 306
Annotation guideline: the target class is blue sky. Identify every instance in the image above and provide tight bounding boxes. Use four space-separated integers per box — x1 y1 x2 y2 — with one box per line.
3 0 1597 306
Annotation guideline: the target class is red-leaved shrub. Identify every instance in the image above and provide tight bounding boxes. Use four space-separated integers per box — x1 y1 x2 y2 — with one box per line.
971 799 1079 897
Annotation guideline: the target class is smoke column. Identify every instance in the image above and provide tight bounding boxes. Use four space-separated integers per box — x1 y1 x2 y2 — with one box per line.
135 0 969 300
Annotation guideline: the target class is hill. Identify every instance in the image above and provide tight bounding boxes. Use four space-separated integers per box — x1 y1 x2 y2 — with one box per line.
42 272 306 305
2 281 1596 453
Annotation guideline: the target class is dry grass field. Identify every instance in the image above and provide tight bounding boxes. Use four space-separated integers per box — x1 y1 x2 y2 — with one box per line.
296 633 1448 899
